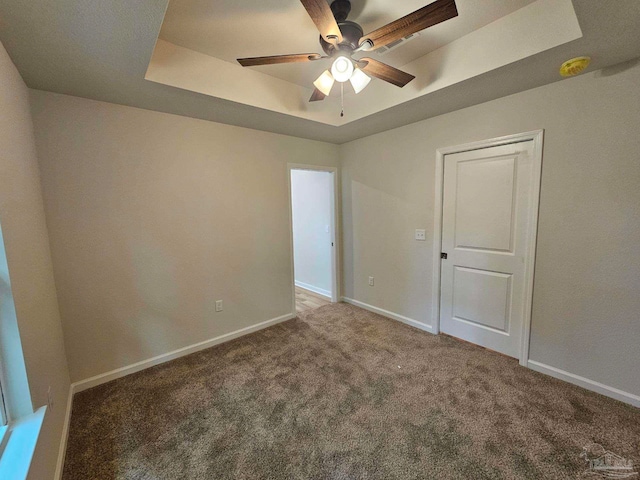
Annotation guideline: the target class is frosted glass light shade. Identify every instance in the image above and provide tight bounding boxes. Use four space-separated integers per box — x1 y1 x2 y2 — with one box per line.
313 70 335 96
331 56 354 83
349 68 371 94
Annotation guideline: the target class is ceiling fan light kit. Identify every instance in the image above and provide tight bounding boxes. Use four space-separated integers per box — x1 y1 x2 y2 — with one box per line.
237 0 458 113
313 61 370 99
331 56 354 82
349 67 371 94
313 70 335 96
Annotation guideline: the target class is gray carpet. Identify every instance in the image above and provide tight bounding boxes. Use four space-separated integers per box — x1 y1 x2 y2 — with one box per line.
63 303 640 479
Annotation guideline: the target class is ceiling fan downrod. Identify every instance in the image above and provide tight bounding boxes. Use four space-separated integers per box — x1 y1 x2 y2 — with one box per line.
330 0 351 22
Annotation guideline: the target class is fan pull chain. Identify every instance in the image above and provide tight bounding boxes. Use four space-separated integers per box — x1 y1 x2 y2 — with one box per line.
340 83 344 117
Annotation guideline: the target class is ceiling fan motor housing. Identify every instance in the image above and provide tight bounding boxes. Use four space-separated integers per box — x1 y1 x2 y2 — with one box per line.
320 0 363 55
320 21 363 55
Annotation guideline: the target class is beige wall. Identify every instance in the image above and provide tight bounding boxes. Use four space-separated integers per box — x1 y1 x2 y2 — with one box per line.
0 42 71 479
30 91 340 382
340 61 640 398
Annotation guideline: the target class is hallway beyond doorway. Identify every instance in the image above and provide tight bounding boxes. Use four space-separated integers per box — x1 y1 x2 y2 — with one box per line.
295 286 330 313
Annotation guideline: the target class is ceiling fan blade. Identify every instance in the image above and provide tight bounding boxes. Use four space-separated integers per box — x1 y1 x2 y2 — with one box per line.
359 0 458 50
300 0 343 44
309 88 327 102
358 58 415 87
238 53 322 67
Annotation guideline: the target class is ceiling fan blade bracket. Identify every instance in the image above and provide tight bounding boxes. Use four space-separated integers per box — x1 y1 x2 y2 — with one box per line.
354 39 374 52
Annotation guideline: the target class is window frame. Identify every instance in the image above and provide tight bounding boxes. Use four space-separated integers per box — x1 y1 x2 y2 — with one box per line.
0 365 8 459
0 378 7 426
0 359 8 426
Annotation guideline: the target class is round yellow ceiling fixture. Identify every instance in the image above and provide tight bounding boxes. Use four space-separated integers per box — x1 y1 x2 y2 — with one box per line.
560 56 591 77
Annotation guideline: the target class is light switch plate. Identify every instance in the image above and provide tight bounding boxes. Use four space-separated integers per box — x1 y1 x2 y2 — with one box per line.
415 229 426 241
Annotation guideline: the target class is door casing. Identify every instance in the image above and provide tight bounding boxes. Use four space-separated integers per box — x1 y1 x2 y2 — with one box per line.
287 163 340 315
431 131 544 366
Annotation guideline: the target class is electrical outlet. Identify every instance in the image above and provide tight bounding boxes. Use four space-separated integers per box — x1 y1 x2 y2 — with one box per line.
47 386 54 410
215 300 223 312
368 276 374 286
415 229 426 241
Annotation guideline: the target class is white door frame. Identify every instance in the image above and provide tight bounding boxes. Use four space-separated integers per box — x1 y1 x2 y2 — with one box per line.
430 130 544 366
287 163 340 314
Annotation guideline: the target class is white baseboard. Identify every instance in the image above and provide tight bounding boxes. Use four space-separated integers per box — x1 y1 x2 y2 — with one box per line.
71 312 295 394
342 299 639 408
341 297 435 335
527 360 640 408
295 281 331 299
54 385 74 480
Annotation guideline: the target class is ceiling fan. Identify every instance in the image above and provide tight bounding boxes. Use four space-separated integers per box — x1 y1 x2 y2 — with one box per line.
237 0 458 104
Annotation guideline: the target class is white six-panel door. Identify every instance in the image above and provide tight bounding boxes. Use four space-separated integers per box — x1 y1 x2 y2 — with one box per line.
439 141 536 358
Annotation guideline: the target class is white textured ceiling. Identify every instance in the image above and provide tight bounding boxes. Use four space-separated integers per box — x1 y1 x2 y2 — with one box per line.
1 1 640 143
159 0 535 88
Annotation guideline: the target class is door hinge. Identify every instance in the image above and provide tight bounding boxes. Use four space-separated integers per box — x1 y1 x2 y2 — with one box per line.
441 252 448 260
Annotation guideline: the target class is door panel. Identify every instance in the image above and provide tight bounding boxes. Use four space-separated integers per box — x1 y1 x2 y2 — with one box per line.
440 141 535 358
452 267 512 333
455 157 516 252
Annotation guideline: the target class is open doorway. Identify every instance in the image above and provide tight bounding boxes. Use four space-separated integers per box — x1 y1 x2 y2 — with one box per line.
288 164 338 314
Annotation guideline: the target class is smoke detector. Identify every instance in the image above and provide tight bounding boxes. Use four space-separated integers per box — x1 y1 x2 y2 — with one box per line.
560 56 591 77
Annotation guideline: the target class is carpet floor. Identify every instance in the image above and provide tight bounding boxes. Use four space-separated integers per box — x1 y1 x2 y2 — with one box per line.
63 303 640 479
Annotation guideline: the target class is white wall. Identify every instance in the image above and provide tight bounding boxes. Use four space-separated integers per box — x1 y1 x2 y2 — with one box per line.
340 60 640 401
0 42 71 479
30 91 340 383
291 170 333 297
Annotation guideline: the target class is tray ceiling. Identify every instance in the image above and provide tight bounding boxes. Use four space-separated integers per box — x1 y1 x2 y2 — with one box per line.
147 0 583 126
159 0 536 88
